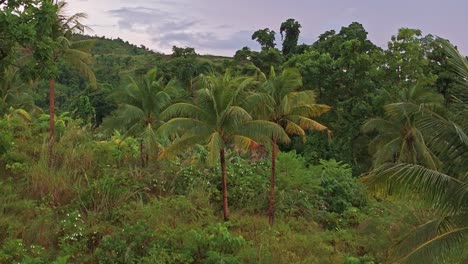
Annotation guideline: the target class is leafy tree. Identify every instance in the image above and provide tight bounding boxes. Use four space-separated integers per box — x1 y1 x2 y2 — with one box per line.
233 47 252 62
171 46 197 58
286 22 384 174
157 56 213 97
285 50 335 100
252 28 276 50
159 72 289 220
0 0 43 75
280 19 301 56
246 67 330 223
385 28 437 91
233 47 284 75
0 0 66 118
102 68 185 166
422 36 463 105
250 48 284 74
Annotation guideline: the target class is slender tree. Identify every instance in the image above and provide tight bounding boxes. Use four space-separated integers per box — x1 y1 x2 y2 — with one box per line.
47 1 96 166
159 72 289 221
280 19 301 56
246 67 330 224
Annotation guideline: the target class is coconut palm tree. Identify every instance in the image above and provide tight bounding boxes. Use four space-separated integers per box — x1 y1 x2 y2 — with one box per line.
159 72 290 221
47 0 96 166
246 67 330 224
362 84 445 170
363 39 468 264
102 68 185 166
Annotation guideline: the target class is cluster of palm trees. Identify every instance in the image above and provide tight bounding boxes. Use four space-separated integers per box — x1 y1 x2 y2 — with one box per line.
363 40 468 263
105 67 330 223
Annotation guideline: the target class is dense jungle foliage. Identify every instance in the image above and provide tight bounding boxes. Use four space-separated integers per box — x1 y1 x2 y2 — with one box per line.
0 1 467 263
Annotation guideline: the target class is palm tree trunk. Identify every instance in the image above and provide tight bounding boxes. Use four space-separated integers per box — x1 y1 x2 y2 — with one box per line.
48 79 55 167
268 139 277 224
220 148 229 221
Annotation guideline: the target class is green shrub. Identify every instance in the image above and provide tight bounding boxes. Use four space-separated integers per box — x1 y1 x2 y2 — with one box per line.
275 151 320 218
316 159 367 214
183 224 245 263
95 222 157 264
0 239 46 264
173 152 269 212
78 174 141 221
124 195 214 228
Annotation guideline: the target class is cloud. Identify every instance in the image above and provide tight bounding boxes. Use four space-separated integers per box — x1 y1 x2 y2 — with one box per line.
108 6 199 40
108 7 168 31
108 5 258 54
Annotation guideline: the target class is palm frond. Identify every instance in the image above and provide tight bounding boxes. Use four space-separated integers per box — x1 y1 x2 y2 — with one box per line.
241 120 290 145
391 216 468 264
233 135 258 152
222 106 253 127
439 39 468 86
291 115 329 132
364 163 467 214
158 117 208 138
159 134 207 160
291 103 331 117
284 120 306 136
206 132 223 166
362 118 397 134
160 102 206 121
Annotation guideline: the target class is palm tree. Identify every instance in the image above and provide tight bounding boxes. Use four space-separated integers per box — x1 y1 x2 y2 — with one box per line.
363 39 468 263
362 84 444 170
246 67 330 224
0 67 36 114
102 68 185 166
159 72 289 221
48 1 96 166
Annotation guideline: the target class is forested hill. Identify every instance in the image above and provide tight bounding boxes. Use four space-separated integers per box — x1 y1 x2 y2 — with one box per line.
73 35 158 56
72 34 231 85
45 34 233 125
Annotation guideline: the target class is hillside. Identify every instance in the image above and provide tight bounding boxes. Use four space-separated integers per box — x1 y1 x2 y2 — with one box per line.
1 3 467 262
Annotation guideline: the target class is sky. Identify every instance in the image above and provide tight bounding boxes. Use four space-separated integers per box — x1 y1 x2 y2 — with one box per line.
67 0 468 56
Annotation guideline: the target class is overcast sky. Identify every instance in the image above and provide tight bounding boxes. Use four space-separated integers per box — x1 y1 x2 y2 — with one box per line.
66 0 468 56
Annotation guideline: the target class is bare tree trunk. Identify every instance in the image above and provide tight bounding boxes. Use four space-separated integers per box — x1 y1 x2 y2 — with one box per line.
140 140 145 167
268 140 277 224
220 149 229 221
48 79 55 167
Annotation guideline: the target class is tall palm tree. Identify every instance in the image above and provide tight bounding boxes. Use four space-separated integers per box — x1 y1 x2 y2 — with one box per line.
159 72 289 221
362 84 444 170
246 67 330 224
48 0 96 166
363 39 468 264
102 68 185 166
